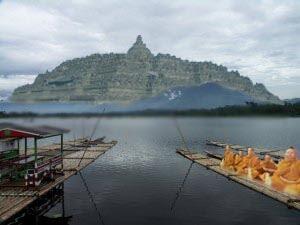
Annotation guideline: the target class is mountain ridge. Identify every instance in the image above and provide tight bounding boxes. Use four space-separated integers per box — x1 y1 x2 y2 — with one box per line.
285 98 300 104
11 35 282 105
3 83 261 113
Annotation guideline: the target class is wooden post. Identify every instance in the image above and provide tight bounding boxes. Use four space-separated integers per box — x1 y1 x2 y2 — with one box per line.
61 134 64 170
34 137 37 162
24 138 27 157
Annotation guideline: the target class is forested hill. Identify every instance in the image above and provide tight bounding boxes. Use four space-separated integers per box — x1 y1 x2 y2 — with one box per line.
12 35 282 105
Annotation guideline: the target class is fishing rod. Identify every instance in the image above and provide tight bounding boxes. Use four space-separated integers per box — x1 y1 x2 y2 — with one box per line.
170 118 194 212
77 108 105 167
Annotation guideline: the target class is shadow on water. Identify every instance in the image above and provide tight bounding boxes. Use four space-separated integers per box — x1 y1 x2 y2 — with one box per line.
6 184 72 225
7 171 106 225
24 215 72 225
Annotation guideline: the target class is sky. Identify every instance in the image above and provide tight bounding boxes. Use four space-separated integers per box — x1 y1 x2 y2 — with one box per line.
0 0 299 99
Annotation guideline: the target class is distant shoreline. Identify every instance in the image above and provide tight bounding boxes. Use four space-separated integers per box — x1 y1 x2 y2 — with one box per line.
1 103 299 118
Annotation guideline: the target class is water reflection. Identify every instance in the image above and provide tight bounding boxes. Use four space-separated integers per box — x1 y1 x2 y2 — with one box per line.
1 117 299 225
6 184 72 225
78 171 106 225
170 161 194 212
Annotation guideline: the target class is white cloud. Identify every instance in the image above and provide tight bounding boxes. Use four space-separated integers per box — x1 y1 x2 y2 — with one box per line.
0 74 37 91
0 0 299 98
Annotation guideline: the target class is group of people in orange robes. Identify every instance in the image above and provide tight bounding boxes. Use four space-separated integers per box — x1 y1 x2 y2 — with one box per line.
220 145 300 196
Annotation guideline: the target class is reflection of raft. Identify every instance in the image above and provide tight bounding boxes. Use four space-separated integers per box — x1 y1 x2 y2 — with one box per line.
176 149 300 211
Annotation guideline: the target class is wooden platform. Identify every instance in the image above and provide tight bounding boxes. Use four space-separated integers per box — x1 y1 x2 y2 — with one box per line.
176 149 300 211
206 140 285 159
0 138 117 223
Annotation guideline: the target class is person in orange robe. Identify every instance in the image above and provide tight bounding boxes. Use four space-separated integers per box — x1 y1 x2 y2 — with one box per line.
258 154 277 184
236 148 260 178
234 151 243 169
247 151 262 180
271 147 300 195
283 159 300 196
220 145 235 171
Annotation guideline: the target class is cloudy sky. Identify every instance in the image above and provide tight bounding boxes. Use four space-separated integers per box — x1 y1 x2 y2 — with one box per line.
0 0 299 99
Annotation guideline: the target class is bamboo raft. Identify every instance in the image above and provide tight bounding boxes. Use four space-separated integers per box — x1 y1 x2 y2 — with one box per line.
0 137 117 223
206 140 285 159
176 149 300 211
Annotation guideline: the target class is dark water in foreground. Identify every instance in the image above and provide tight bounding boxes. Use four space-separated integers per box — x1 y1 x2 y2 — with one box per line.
1 117 300 225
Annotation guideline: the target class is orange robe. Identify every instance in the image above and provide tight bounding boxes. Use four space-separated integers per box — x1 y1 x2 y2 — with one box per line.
260 160 277 175
236 155 260 178
272 160 300 195
221 149 235 170
258 159 277 183
283 161 300 196
236 155 249 175
247 156 261 180
234 154 243 169
220 149 228 168
236 155 252 175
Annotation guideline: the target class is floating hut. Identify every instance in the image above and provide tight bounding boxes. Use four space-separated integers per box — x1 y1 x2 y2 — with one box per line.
0 123 69 187
0 122 117 224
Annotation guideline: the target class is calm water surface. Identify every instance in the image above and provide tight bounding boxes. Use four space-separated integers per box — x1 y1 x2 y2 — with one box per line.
1 117 300 225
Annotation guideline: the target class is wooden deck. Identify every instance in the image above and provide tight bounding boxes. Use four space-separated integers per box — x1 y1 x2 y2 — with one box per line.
176 149 300 211
0 138 117 223
206 140 285 159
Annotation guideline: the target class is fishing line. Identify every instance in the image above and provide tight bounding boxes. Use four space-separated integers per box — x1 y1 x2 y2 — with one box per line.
73 122 77 148
77 108 105 167
170 161 194 212
173 118 189 152
76 108 106 225
82 118 85 140
79 171 106 225
171 117 194 212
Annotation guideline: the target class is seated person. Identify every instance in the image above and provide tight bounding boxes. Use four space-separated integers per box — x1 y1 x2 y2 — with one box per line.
236 148 260 179
220 145 235 170
271 147 300 196
234 151 244 169
258 154 277 184
247 153 262 180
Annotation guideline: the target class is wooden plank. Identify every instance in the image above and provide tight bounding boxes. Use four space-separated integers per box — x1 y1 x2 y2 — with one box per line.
176 149 300 211
206 140 285 159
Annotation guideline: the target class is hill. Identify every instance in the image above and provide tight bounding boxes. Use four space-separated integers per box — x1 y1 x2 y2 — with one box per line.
285 98 300 104
129 82 257 111
11 35 282 105
3 83 265 114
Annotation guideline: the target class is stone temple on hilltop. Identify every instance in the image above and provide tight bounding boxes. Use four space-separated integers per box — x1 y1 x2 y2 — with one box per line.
11 35 282 104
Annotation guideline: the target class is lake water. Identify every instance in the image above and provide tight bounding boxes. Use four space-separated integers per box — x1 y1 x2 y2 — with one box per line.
1 117 300 225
